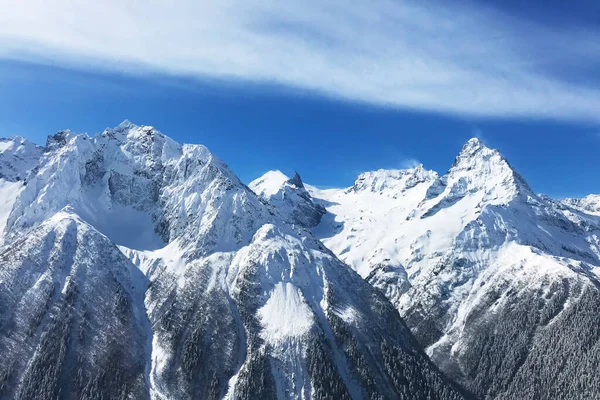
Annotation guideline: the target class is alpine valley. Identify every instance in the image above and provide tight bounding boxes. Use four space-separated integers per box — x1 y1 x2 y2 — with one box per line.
0 122 598 400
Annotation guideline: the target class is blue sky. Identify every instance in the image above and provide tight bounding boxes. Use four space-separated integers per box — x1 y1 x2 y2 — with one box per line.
0 0 599 197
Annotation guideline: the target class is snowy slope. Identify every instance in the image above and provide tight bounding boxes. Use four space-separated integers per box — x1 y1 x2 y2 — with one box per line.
562 194 600 216
250 170 289 198
0 179 24 245
0 137 43 244
0 210 149 399
0 136 43 182
251 138 600 399
0 122 468 400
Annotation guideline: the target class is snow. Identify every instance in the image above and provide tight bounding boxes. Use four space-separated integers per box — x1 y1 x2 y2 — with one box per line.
0 136 42 182
258 282 313 342
0 141 12 151
249 170 289 197
266 137 600 367
308 166 439 278
0 179 24 243
79 203 165 251
428 242 582 358
7 121 595 399
563 194 600 216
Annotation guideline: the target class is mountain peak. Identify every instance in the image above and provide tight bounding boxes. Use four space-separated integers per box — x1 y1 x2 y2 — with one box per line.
562 193 600 215
249 170 289 198
116 119 137 129
287 171 305 188
352 166 438 193
45 130 73 150
464 136 484 149
455 137 495 161
0 136 43 181
102 120 164 143
424 137 533 207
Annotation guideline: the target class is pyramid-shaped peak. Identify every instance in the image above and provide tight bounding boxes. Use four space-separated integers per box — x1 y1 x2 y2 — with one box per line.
451 137 503 169
466 137 482 146
435 137 534 204
287 171 305 188
459 137 494 156
116 119 138 129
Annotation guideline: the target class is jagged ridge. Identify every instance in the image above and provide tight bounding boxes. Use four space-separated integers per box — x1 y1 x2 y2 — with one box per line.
254 137 600 399
0 122 469 400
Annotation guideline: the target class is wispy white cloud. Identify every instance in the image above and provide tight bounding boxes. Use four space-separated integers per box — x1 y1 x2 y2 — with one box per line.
1 0 599 122
400 159 422 170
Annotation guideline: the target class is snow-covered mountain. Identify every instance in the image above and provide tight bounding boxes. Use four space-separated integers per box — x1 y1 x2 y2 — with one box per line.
250 171 325 228
0 210 150 399
0 136 43 182
0 122 469 400
562 194 600 216
0 137 43 246
255 138 600 399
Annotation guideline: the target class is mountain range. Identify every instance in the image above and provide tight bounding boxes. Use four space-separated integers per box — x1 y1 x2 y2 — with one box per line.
251 138 600 400
0 122 467 400
1 122 599 399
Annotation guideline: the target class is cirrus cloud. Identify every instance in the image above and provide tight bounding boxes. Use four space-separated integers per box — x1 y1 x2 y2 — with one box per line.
0 0 599 123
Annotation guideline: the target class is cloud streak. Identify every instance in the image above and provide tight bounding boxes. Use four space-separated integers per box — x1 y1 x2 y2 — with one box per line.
1 0 599 122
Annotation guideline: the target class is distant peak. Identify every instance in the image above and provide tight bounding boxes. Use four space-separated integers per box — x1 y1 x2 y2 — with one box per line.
460 137 489 155
287 171 305 188
352 166 437 193
45 130 72 150
467 137 482 146
430 136 534 205
450 137 500 169
249 170 289 198
115 119 138 130
102 121 169 144
0 136 25 143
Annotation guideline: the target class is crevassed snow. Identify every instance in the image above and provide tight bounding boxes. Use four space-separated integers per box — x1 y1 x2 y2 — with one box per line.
258 282 313 342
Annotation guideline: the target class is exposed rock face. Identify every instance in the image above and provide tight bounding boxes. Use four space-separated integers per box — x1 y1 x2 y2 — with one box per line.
250 170 326 229
304 138 600 399
0 122 469 400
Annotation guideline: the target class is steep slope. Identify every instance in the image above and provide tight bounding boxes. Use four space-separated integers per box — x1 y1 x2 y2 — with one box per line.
0 210 149 400
562 194 600 216
0 136 43 182
296 138 600 399
0 122 469 400
0 137 43 245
